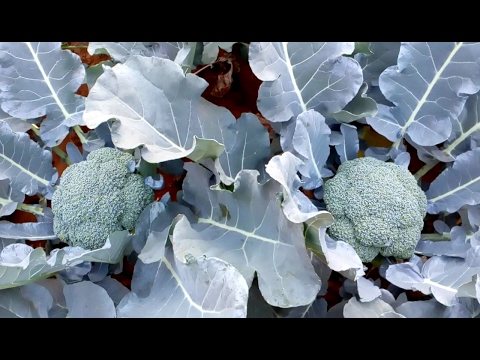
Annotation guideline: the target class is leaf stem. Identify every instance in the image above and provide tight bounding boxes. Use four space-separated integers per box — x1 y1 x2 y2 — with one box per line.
73 125 87 144
61 45 88 50
413 162 438 181
16 203 44 216
30 123 40 136
52 146 73 166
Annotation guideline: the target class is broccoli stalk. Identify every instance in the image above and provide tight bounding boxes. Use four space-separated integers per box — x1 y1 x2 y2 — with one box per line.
51 147 154 250
323 156 427 263
15 203 45 216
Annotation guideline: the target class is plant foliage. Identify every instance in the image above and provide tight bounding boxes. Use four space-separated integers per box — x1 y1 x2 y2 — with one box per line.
1 42 480 318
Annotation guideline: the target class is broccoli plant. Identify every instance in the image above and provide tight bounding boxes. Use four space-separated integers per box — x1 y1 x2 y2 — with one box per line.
51 147 154 250
3 42 480 318
323 156 427 262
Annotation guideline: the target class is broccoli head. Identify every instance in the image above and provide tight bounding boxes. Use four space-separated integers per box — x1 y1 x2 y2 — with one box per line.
51 147 154 250
323 156 427 263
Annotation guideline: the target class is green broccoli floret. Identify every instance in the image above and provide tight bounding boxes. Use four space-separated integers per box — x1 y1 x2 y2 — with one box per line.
51 147 154 250
323 156 427 263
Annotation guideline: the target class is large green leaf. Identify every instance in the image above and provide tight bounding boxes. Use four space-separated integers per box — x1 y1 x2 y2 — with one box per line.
172 162 321 308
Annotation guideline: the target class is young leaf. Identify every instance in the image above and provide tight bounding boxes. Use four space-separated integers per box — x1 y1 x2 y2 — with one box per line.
305 228 365 281
277 110 332 190
334 123 360 164
249 42 363 122
84 60 115 90
0 42 86 146
357 277 382 302
326 83 378 123
264 152 334 225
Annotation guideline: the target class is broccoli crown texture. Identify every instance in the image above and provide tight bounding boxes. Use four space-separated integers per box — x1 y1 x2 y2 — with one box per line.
323 156 427 263
51 147 154 250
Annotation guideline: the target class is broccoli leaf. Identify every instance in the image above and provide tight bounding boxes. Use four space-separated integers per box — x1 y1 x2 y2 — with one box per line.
87 262 109 282
249 42 363 122
396 298 472 318
305 228 365 281
64 281 116 318
276 110 332 190
274 296 328 318
117 245 249 318
357 277 382 302
326 83 378 123
132 201 195 255
137 215 183 264
173 162 321 307
132 202 167 254
0 231 131 290
355 42 401 87
0 107 39 133
264 152 334 225
218 113 271 185
386 252 480 306
88 42 153 63
0 283 53 318
0 221 55 241
421 91 480 162
334 123 360 164
0 120 56 196
367 42 480 148
65 142 84 164
148 42 191 62
202 42 237 64
246 278 277 318
426 148 480 214
343 297 400 318
90 42 197 70
0 244 63 289
0 178 25 217
84 60 115 90
35 278 68 318
84 56 240 163
57 230 133 264
94 277 130 306
0 42 86 146
416 225 472 258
